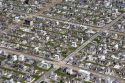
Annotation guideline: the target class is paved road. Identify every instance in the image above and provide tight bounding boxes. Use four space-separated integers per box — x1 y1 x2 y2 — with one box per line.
104 13 125 28
63 33 100 62
13 8 123 36
0 47 125 83
63 12 125 61
0 12 124 83
36 13 125 36
12 5 125 36
61 12 125 83
65 64 125 83
0 1 125 83
0 0 63 39
63 12 125 62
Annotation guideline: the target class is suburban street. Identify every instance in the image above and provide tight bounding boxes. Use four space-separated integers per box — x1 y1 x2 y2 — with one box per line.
0 7 125 83
0 0 63 39
36 13 125 36
63 33 100 62
0 46 125 83
63 12 125 63
0 0 125 83
12 8 125 36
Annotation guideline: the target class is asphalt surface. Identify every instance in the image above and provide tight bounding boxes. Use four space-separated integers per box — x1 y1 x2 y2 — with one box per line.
0 1 125 83
0 13 125 83
37 13 125 36
63 12 125 63
63 33 100 62
0 47 125 83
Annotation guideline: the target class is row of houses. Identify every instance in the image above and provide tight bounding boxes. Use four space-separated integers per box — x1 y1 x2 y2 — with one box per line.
66 32 125 81
0 50 52 83
43 0 125 27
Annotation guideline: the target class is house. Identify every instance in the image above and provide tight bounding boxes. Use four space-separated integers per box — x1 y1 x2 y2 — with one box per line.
50 72 58 80
22 40 27 44
103 49 107 54
46 36 50 42
54 54 61 60
81 38 84 44
66 68 73 75
34 47 39 52
111 55 118 59
97 20 105 27
105 68 113 75
56 21 59 25
99 55 105 60
71 42 77 47
88 55 93 61
114 44 119 50
18 55 25 61
104 1 112 8
3 79 14 83
114 34 118 39
114 64 121 69
79 69 90 81
12 55 17 61
67 57 74 65
14 16 20 23
38 61 51 69
24 73 33 83
24 19 33 26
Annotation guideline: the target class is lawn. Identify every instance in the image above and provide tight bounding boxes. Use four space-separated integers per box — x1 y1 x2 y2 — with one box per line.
0 66 25 75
